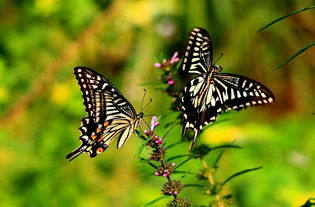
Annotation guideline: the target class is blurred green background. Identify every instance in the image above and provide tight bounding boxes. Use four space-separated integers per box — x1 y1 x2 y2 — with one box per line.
0 0 314 206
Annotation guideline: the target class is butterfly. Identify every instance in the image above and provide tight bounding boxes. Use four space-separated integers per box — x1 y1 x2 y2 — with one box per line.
180 27 275 148
66 67 144 161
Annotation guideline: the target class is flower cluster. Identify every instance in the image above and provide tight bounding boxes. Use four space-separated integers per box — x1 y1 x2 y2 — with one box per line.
154 52 180 87
140 116 190 206
154 162 175 177
167 198 191 207
154 52 180 71
162 180 183 196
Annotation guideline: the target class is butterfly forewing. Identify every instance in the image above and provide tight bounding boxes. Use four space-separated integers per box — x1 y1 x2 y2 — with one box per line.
66 67 141 160
182 27 213 75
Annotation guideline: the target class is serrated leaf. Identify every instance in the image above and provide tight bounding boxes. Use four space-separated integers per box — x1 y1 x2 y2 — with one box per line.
142 195 169 207
257 5 315 32
221 166 263 186
274 42 315 71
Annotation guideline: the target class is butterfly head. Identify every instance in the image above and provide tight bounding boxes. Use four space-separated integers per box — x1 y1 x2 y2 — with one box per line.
213 65 222 73
138 112 145 119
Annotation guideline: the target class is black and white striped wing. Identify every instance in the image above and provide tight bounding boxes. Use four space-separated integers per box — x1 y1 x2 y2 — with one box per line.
181 73 275 142
213 73 275 111
181 75 224 141
66 67 137 160
182 27 213 75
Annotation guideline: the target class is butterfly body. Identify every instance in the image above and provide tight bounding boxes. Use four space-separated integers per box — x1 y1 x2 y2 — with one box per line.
180 28 274 148
66 67 143 161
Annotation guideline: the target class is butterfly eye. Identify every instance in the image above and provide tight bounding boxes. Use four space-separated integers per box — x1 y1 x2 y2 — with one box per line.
213 65 222 72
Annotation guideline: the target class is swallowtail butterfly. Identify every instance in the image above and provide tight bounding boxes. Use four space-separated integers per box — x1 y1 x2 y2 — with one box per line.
66 67 144 161
180 27 275 148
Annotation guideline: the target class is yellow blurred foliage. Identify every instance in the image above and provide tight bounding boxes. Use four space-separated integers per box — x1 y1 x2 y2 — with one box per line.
124 0 153 25
0 87 8 102
36 0 59 15
201 126 244 144
50 82 70 105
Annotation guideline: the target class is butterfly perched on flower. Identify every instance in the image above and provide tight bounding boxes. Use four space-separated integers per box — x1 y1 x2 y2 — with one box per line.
180 27 275 148
66 67 145 161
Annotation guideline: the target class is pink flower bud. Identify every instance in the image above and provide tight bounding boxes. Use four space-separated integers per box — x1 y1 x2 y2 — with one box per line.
162 59 167 65
154 63 162 68
154 172 161 176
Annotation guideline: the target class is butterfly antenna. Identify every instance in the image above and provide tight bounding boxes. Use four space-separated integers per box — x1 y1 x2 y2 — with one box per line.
140 89 147 112
214 53 224 65
142 98 152 112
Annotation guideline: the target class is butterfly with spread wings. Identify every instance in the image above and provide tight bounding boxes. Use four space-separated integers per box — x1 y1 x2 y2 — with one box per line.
180 27 275 148
66 67 144 161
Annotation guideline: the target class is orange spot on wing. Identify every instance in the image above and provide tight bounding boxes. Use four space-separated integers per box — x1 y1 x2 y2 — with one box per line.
104 121 109 127
96 127 102 133
91 135 97 140
96 147 104 153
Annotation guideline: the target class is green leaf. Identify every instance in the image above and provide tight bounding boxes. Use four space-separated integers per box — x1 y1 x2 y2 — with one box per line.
211 144 242 151
257 5 315 32
183 184 207 188
273 42 315 71
174 156 197 170
174 58 183 72
134 129 147 141
212 149 226 169
221 166 263 186
135 139 150 158
173 171 197 175
162 119 180 138
166 154 190 162
166 141 186 149
138 157 158 169
141 195 169 207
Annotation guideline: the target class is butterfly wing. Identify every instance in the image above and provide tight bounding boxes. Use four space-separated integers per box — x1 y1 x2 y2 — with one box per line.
66 67 138 160
182 27 213 75
181 73 274 146
213 73 275 111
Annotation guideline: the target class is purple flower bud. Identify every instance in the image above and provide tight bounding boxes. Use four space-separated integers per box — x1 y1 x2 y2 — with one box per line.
143 129 149 135
154 172 161 176
150 116 160 131
154 63 162 68
167 76 175 85
163 171 169 177
173 191 178 195
170 52 180 64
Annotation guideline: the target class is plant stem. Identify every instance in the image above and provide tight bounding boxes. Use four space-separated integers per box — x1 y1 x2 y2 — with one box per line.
201 158 224 207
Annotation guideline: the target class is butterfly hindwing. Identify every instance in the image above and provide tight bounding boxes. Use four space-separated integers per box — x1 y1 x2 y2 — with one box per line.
67 67 141 160
214 73 274 111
